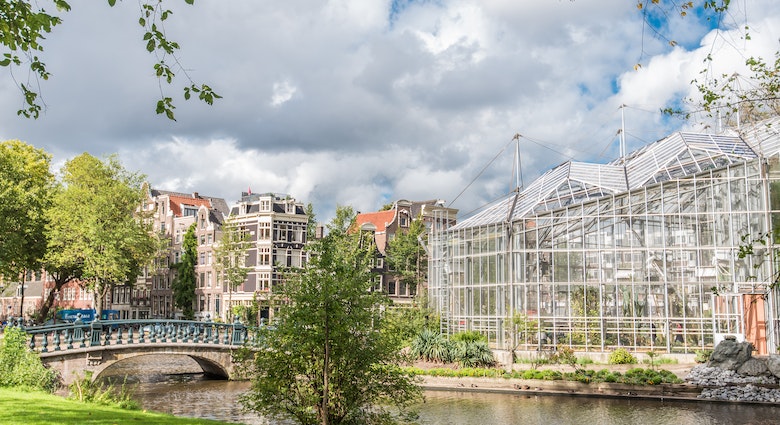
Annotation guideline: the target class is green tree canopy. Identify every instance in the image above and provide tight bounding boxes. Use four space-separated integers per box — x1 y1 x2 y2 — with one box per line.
214 217 249 321
385 217 427 289
172 223 196 319
241 205 422 425
46 153 157 317
0 140 54 278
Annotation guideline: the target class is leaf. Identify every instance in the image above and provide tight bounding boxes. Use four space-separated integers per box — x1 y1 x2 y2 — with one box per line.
0 59 10 67
107 0 117 6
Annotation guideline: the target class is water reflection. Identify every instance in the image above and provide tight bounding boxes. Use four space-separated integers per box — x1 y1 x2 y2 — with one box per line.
100 355 780 425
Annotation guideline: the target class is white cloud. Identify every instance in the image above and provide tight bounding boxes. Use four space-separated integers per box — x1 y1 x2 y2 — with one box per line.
270 80 299 107
1 1 778 222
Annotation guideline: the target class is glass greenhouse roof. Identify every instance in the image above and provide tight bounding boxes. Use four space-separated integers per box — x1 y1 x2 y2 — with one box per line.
452 121 778 230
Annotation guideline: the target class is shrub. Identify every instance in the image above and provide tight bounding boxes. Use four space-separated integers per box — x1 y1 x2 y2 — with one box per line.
409 329 453 363
608 348 637 365
694 349 712 364
0 327 57 392
452 339 495 368
451 330 487 344
69 372 139 410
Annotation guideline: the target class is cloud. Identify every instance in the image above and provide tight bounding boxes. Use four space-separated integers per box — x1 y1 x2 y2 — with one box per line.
1 1 778 223
270 80 299 107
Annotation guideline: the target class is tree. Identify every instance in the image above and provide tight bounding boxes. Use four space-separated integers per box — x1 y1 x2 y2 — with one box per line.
240 206 422 425
213 217 249 321
664 51 780 127
0 0 219 120
0 140 54 319
385 217 427 292
171 223 196 319
46 153 157 318
634 1 779 127
305 202 318 242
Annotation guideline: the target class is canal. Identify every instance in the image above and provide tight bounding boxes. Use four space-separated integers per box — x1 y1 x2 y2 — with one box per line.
103 355 780 425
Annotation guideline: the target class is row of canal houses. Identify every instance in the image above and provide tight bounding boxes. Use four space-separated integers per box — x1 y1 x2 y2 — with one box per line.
0 187 457 324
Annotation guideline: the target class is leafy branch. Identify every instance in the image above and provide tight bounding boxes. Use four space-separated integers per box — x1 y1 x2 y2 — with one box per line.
0 0 220 120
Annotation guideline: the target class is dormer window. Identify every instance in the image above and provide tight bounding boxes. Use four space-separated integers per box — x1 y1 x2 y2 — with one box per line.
261 200 271 211
399 216 409 228
183 206 197 217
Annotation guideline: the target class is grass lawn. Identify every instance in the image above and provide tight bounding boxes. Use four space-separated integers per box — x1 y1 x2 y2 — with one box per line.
0 388 233 425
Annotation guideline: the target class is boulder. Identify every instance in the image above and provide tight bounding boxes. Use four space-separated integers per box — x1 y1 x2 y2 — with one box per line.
737 357 769 376
707 335 753 371
765 355 780 379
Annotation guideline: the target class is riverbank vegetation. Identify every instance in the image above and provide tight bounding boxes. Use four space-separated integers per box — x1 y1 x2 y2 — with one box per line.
0 388 226 425
0 327 57 391
405 366 682 385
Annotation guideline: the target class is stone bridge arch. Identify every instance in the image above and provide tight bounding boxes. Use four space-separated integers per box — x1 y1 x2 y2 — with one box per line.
41 344 240 386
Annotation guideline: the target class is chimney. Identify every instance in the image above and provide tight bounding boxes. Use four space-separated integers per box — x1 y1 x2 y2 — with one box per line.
193 192 199 198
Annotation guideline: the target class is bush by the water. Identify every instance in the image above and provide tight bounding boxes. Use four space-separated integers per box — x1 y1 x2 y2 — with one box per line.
608 348 637 365
410 329 495 367
0 327 57 392
68 371 139 410
410 328 454 363
404 366 681 385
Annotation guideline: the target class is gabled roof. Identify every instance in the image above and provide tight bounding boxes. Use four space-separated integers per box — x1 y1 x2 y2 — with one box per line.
168 194 215 217
453 122 762 230
355 210 396 232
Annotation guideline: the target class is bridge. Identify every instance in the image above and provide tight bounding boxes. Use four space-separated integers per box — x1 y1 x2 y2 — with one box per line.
13 318 257 385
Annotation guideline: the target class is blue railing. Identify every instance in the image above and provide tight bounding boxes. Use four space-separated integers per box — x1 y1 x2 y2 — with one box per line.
10 318 256 353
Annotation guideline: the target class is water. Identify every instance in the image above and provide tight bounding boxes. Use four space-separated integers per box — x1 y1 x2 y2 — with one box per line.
102 356 780 425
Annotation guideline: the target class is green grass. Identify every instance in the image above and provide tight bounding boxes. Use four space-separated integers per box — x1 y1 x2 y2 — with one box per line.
0 388 231 425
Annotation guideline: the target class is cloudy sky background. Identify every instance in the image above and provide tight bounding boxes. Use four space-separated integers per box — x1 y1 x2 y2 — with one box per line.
1 0 778 222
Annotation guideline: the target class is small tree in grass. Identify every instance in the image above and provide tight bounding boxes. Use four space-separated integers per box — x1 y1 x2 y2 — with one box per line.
0 327 57 391
240 206 422 425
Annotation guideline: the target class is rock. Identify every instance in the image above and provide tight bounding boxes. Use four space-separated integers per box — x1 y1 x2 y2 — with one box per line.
765 355 780 379
737 358 769 376
707 337 753 371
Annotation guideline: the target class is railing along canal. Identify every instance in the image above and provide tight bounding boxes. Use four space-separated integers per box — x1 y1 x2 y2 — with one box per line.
9 318 257 354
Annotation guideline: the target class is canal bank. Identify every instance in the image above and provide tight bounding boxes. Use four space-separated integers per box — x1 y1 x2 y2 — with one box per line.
416 362 705 402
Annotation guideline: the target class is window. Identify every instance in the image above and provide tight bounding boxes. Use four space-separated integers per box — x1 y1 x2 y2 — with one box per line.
183 206 197 217
199 252 205 265
207 251 212 265
259 247 271 265
261 200 271 211
207 271 212 288
207 234 213 244
259 222 271 239
200 272 205 288
200 235 206 245
400 215 409 227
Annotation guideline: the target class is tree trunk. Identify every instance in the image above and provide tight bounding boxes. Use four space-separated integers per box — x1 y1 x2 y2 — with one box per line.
19 269 26 321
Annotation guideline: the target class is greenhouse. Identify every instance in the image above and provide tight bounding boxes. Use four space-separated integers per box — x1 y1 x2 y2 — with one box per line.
428 118 780 355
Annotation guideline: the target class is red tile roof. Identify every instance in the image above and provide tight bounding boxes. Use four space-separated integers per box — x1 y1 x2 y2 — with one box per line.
168 195 213 217
354 210 395 232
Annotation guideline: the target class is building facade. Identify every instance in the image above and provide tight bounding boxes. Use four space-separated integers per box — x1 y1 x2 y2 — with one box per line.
429 118 780 355
356 200 458 305
144 188 229 319
225 192 309 322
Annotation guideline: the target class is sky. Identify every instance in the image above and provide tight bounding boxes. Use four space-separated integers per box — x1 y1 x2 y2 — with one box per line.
1 1 779 223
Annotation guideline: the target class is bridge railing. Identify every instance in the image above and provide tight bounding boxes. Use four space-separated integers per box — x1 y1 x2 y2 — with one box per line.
13 318 260 354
